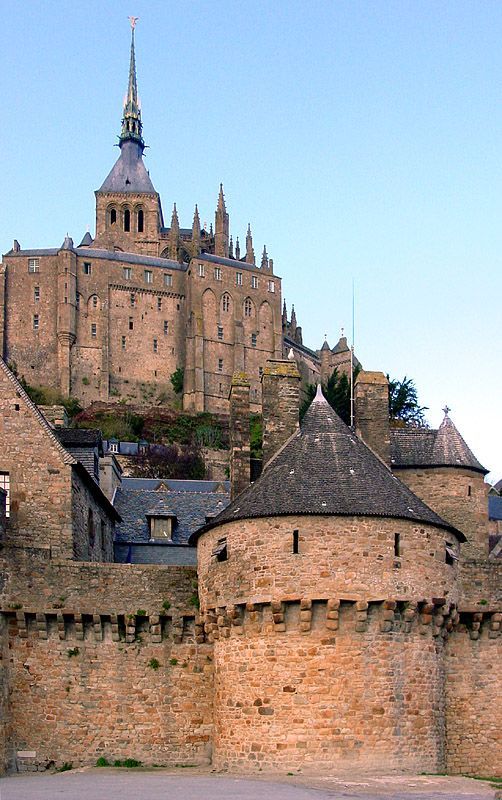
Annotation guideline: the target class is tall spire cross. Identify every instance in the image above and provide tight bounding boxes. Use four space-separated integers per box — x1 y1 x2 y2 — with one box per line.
442 405 451 417
120 18 144 149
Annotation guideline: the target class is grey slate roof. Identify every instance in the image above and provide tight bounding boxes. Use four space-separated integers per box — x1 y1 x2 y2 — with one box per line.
284 336 320 361
56 429 102 449
79 232 93 246
4 246 184 272
197 252 274 274
489 495 502 521
98 140 157 194
114 478 230 546
390 415 487 474
190 388 463 543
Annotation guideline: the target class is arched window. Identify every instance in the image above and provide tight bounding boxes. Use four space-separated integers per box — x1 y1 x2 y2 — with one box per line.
124 209 131 232
110 208 117 226
222 293 231 313
137 209 144 233
87 509 95 550
244 298 253 317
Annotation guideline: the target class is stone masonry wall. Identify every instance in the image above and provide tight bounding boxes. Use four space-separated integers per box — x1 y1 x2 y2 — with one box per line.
446 620 502 777
395 467 490 561
71 473 115 562
205 599 450 773
197 516 461 609
0 549 212 773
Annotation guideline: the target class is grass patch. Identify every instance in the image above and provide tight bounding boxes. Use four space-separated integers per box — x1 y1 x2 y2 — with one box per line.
148 658 160 671
113 759 142 768
57 762 73 772
96 756 110 767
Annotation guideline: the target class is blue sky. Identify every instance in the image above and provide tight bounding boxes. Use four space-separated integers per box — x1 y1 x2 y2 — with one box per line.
2 0 501 482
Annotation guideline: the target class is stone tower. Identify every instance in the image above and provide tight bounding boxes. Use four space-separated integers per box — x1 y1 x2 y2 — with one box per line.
93 24 164 256
191 387 465 772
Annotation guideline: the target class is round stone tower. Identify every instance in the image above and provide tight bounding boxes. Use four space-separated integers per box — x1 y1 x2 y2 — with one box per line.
191 388 465 773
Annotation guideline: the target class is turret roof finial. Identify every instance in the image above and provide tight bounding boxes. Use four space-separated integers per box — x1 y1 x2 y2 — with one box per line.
442 405 451 417
120 17 144 149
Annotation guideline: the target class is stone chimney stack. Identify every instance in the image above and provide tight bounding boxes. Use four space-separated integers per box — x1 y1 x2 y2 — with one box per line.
229 373 251 499
261 359 301 467
99 454 123 502
354 371 390 467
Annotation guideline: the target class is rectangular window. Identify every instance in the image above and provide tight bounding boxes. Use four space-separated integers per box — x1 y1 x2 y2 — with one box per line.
144 269 153 284
445 542 458 566
164 273 172 287
236 272 243 286
0 472 10 517
259 367 263 378
83 262 91 275
198 263 205 277
164 320 169 335
268 280 275 293
34 286 40 302
130 293 135 307
212 537 228 562
251 275 258 289
153 338 158 353
157 297 162 311
123 267 132 280
218 358 223 373
121 336 126 350
214 267 222 281
33 314 39 331
217 325 223 340
28 258 40 273
91 323 97 338
394 532 401 558
129 317 134 331
293 529 299 554
76 293 80 309
251 333 257 347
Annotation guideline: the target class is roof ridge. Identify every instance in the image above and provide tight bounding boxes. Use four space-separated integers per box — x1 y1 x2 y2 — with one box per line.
0 358 76 466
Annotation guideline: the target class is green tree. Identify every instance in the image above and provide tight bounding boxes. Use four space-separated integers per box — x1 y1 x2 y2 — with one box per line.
170 367 184 395
388 376 428 427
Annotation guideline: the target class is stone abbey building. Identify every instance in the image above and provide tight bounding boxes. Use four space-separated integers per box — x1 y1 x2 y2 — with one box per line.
0 23 499 781
0 27 349 414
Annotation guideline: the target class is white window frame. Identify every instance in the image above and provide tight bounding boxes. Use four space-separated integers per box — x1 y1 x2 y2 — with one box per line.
34 286 40 302
123 267 132 280
164 273 173 287
83 262 92 275
144 269 153 284
28 258 40 273
198 263 205 277
33 314 39 331
214 267 222 281
251 275 258 289
91 323 97 338
0 472 10 517
268 280 275 293
236 272 243 286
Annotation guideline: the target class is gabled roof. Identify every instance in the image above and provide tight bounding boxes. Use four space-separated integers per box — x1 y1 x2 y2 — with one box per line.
114 479 230 545
0 358 75 467
56 428 102 449
390 414 487 474
98 140 156 194
190 388 463 543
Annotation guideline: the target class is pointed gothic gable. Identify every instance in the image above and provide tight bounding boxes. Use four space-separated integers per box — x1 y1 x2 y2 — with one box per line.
0 358 76 554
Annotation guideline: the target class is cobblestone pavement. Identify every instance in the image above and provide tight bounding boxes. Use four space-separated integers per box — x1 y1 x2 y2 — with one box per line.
0 769 498 800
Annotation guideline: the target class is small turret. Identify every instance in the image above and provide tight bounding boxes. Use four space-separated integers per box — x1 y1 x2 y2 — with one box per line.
245 223 255 265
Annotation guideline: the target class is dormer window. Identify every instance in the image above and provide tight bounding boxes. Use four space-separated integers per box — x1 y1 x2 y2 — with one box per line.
148 514 176 540
108 439 119 454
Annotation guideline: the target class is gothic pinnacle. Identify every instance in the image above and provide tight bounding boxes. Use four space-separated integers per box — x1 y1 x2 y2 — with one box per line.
261 245 269 270
246 224 255 265
217 183 226 213
171 203 179 228
235 237 241 260
229 236 234 258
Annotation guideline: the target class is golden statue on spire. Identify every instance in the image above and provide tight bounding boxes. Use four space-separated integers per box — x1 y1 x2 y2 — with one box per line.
128 16 139 30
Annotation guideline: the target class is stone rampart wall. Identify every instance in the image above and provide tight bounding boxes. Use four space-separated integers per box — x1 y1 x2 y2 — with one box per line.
0 549 211 773
446 620 502 777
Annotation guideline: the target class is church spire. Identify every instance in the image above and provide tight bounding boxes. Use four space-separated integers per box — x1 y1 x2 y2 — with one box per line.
120 18 144 150
215 184 229 257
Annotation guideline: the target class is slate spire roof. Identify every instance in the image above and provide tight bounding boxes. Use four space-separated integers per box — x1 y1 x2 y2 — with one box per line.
390 409 487 474
190 386 463 542
98 24 156 195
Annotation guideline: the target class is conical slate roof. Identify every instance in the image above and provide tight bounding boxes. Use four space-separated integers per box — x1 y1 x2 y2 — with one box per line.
99 140 156 194
390 412 486 474
190 388 463 542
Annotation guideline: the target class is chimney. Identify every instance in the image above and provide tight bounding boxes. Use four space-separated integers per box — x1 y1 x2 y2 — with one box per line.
261 359 300 467
99 454 123 502
229 373 251 499
354 371 390 467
